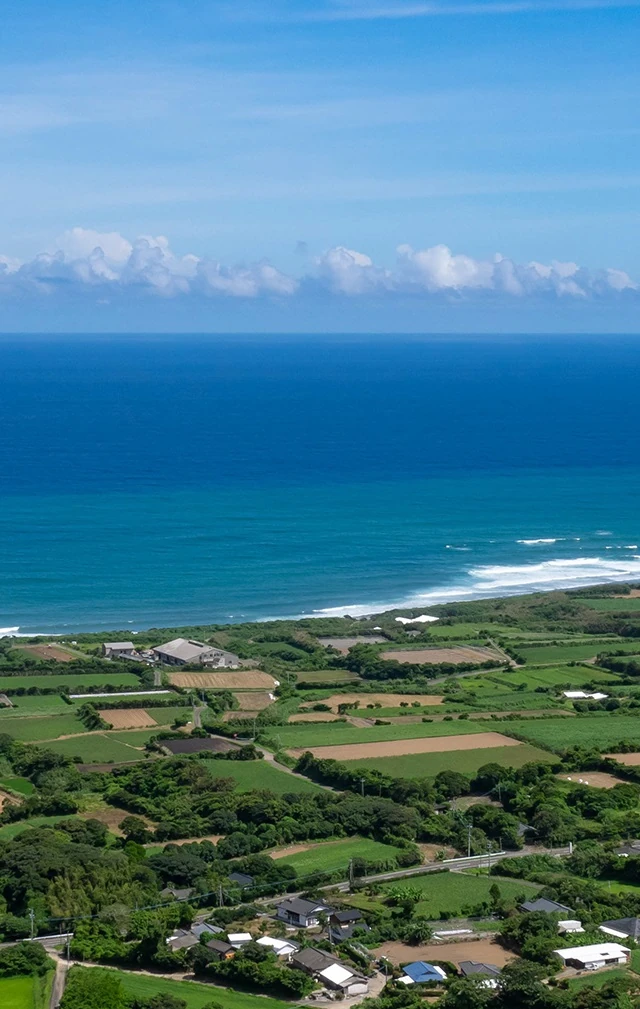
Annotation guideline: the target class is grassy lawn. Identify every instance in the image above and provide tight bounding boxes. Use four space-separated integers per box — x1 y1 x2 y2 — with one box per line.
206 759 324 793
272 836 406 873
263 719 493 750
516 641 638 664
0 974 53 1009
501 715 640 750
0 671 143 691
0 775 36 795
36 730 157 762
343 742 557 778
0 713 86 741
346 870 540 918
75 967 295 1009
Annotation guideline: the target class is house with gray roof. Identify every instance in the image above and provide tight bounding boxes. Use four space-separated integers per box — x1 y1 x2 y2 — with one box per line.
152 638 239 668
600 917 640 940
519 897 574 915
102 641 138 660
276 896 333 928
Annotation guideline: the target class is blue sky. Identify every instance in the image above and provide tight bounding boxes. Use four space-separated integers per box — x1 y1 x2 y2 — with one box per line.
1 0 639 331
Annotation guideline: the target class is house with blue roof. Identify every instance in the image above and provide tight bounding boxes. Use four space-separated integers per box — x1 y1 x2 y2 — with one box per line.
400 961 447 984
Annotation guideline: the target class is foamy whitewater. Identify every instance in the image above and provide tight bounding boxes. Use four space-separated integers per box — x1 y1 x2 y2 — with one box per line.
3 336 640 633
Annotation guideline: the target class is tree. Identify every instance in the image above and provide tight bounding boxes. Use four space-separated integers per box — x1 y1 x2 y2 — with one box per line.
60 966 127 1009
119 816 152 845
439 976 496 1009
496 959 556 1009
401 916 433 944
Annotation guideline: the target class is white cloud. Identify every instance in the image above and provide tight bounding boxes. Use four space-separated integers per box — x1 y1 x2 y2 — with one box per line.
0 229 636 304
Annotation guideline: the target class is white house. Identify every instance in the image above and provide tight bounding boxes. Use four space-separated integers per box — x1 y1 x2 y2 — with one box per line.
318 963 369 996
563 691 608 701
557 920 585 935
255 936 299 959
554 943 630 971
276 897 333 928
102 641 138 660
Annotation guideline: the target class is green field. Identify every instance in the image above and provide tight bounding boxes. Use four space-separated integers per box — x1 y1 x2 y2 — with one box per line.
73 967 293 1009
343 742 558 779
37 730 158 763
295 669 362 684
0 815 74 840
490 665 621 687
273 836 406 874
0 713 86 741
0 974 53 1009
501 714 640 750
265 719 492 750
516 641 637 664
580 597 640 612
346 869 540 918
0 776 36 795
0 671 143 691
566 968 631 991
206 759 324 793
0 695 74 717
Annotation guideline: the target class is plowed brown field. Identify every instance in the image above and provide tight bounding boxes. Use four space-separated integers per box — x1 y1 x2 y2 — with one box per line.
301 692 444 712
98 709 158 729
381 646 500 664
232 691 274 710
375 938 515 968
168 671 277 689
288 731 520 762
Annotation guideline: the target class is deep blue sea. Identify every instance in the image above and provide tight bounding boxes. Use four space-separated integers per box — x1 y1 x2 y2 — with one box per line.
2 335 640 634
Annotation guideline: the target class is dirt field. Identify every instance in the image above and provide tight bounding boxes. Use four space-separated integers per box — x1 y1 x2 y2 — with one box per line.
223 710 264 721
559 771 628 788
300 693 444 712
381 646 500 664
232 691 274 710
269 843 315 859
375 938 515 968
606 752 640 766
17 643 82 662
78 806 156 835
317 636 388 654
0 790 19 812
288 731 521 762
289 712 344 723
98 709 158 729
168 671 277 689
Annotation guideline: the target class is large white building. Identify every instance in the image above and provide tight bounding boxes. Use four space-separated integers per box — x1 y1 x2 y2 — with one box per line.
554 943 630 971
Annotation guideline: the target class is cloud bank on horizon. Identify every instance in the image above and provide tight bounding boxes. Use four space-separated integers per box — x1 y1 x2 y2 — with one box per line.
0 228 636 305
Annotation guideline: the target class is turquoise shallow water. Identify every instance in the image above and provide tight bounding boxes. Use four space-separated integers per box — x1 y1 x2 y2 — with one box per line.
1 336 640 633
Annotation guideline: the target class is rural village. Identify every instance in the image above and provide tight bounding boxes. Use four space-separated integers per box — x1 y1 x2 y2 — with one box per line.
4 586 640 1009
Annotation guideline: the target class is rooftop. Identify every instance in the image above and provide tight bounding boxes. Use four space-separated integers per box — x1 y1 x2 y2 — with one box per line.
402 961 447 983
555 943 630 961
520 898 574 915
600 918 640 939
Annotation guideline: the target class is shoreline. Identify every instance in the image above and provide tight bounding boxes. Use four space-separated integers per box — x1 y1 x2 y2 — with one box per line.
3 564 640 638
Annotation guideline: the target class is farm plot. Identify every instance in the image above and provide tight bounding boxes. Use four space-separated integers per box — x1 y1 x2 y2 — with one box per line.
343 742 557 779
489 666 621 688
295 669 362 684
301 693 444 712
288 712 343 722
607 752 640 766
0 671 143 692
558 771 629 788
14 642 86 662
288 731 521 762
97 708 158 728
502 715 640 750
268 719 492 750
0 973 52 1009
206 760 324 793
0 713 86 741
317 636 388 653
232 691 274 710
347 870 540 920
162 736 239 755
515 641 635 664
375 937 515 969
39 730 159 763
0 815 75 840
270 836 407 873
168 671 277 689
0 694 73 716
580 597 640 612
381 645 501 664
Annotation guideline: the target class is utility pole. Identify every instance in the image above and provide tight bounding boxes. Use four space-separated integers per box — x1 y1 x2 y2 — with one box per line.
348 859 354 887
487 842 493 872
466 823 473 859
360 778 365 798
66 933 71 962
218 883 224 907
28 908 35 940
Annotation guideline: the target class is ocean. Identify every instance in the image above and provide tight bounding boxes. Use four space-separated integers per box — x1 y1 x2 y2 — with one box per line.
1 334 640 634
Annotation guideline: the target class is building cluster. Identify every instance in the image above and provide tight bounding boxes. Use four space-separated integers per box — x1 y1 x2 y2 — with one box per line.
102 637 240 668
